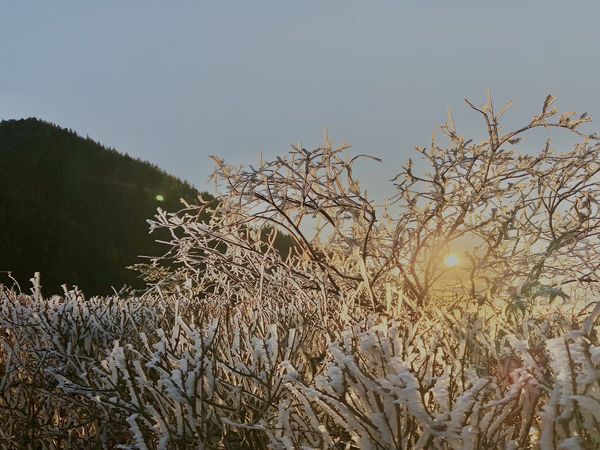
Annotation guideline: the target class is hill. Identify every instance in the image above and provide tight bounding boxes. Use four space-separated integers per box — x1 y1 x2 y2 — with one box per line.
0 118 210 295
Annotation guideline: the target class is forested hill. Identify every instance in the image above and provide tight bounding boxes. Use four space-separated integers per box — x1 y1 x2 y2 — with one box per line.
0 118 211 295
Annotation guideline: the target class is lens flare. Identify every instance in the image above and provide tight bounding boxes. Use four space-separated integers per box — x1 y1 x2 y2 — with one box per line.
155 194 165 202
445 254 459 268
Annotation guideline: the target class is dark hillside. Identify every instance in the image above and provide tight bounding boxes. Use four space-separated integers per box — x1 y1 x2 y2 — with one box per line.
0 118 210 294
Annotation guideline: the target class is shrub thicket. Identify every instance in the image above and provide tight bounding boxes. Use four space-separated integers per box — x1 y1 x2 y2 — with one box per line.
2 95 600 449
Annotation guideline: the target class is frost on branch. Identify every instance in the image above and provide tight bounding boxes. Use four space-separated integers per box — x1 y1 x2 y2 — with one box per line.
2 95 600 448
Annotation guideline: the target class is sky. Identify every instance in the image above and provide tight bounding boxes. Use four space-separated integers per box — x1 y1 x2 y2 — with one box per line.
2 1 600 202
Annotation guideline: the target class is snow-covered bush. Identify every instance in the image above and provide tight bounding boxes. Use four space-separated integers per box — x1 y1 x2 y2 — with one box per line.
2 95 600 448
3 280 600 448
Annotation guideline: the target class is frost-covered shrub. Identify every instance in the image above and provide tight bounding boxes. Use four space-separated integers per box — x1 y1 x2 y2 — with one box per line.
283 301 600 449
3 281 600 448
0 280 166 448
2 95 600 448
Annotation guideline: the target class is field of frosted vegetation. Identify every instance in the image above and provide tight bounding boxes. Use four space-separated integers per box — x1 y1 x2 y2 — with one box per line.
2 96 600 449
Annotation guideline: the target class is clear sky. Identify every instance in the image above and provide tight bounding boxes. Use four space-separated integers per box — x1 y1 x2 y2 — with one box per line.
2 1 600 201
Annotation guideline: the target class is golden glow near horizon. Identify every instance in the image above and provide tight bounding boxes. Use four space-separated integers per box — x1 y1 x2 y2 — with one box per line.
445 254 459 268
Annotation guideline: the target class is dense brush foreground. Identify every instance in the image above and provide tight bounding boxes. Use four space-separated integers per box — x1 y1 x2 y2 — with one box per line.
3 279 600 449
2 96 600 449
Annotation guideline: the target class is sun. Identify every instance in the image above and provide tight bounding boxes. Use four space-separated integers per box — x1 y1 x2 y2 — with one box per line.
444 254 459 268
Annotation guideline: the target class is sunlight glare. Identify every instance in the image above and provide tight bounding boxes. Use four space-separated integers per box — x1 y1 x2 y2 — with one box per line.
445 254 459 268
